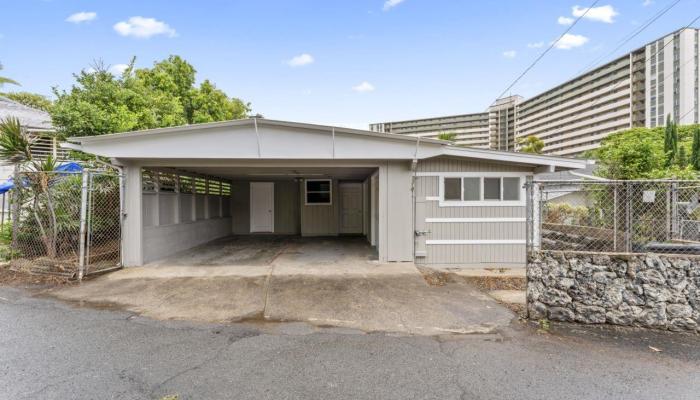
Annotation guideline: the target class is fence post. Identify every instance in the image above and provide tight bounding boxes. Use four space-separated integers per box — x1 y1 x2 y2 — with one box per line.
625 182 632 253
670 182 678 241
78 170 89 281
613 184 618 252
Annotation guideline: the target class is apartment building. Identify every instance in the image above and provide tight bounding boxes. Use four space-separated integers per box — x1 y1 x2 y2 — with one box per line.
371 27 700 157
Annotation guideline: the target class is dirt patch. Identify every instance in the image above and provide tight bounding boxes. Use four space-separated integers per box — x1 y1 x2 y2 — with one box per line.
0 264 74 289
459 276 525 291
417 267 454 287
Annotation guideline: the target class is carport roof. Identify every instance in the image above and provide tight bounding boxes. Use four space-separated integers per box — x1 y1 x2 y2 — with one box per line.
65 118 588 170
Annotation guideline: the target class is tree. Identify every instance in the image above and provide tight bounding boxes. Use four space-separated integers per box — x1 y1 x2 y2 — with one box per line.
437 132 457 141
691 127 700 170
517 135 545 154
0 63 19 88
664 115 678 167
592 124 700 180
51 56 250 137
0 92 53 112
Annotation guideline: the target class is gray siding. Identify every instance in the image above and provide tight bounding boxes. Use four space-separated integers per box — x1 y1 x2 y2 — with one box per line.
416 157 532 267
386 161 414 261
300 179 339 236
231 180 300 234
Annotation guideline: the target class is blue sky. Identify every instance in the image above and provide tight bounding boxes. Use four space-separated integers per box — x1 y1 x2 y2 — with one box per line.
1 0 698 129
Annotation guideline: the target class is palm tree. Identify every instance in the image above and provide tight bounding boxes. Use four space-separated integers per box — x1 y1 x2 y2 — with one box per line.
0 117 59 258
0 63 19 87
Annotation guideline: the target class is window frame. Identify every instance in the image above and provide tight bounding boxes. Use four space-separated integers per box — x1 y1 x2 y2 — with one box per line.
305 178 333 206
437 172 527 207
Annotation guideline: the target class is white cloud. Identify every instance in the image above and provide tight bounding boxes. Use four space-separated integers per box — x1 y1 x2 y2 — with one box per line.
502 50 517 59
572 5 619 23
113 16 177 38
642 0 654 6
383 0 405 11
352 81 375 93
527 41 544 48
553 33 589 50
287 53 314 67
66 11 97 24
557 16 574 25
109 64 129 75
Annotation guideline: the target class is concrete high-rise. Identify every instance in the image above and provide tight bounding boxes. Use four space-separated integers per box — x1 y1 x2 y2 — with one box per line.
370 27 700 157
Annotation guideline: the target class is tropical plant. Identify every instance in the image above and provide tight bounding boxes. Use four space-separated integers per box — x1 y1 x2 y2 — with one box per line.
517 135 545 154
0 117 60 258
0 63 19 87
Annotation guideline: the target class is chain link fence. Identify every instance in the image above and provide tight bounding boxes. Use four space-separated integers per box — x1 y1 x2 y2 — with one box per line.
526 179 700 255
9 169 123 278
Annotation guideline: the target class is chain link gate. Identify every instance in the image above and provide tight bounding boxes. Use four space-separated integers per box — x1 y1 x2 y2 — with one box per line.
10 169 124 279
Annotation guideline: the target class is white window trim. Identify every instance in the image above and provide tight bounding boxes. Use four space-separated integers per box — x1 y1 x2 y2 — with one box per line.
437 172 529 207
305 178 333 206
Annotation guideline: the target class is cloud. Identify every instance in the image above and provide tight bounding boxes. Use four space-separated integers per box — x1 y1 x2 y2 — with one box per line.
66 11 97 24
642 0 654 6
383 0 405 11
287 53 314 67
109 64 129 75
557 16 574 25
113 16 177 38
502 50 517 59
572 5 619 23
527 41 544 48
352 81 375 93
553 33 589 50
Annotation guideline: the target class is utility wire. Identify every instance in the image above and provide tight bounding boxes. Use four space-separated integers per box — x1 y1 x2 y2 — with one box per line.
574 0 681 76
489 0 600 105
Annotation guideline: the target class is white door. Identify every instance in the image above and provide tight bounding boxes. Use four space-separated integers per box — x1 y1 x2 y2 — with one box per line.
250 182 274 232
340 183 363 234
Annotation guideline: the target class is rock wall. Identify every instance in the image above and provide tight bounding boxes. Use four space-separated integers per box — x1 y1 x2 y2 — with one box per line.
527 251 700 332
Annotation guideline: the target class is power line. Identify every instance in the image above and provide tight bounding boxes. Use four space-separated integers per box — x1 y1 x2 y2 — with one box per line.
489 0 601 105
574 0 681 76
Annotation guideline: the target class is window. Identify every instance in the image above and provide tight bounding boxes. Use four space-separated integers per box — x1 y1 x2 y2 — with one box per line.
444 178 461 200
441 176 523 204
483 178 501 200
305 179 332 205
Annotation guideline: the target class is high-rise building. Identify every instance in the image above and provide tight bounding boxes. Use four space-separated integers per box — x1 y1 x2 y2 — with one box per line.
370 27 700 157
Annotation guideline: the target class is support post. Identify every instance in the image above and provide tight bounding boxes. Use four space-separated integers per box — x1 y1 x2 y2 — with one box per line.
613 184 618 252
625 182 632 253
78 170 89 281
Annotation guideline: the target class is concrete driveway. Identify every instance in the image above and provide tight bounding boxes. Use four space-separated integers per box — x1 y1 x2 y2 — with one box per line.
49 236 514 335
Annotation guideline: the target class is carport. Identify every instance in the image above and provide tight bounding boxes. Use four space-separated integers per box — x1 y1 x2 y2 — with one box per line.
65 118 448 267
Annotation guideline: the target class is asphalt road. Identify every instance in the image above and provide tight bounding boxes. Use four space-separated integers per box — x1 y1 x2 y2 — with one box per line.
1 286 699 400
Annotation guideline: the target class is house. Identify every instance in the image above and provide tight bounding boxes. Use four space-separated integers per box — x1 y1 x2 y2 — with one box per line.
64 118 587 268
0 96 66 178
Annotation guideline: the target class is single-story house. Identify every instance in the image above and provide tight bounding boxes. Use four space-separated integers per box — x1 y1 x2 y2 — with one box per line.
65 118 587 268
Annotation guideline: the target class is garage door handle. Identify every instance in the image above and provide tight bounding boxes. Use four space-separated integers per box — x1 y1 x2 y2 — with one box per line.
415 230 431 236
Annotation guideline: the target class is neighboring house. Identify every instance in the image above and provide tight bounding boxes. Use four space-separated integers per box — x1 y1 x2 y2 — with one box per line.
535 164 605 206
65 118 586 268
0 96 65 180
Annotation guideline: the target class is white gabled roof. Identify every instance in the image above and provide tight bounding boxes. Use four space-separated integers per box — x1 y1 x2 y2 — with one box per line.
65 117 589 170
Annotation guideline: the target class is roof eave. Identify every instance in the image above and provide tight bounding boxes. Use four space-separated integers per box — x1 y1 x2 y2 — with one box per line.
442 147 589 169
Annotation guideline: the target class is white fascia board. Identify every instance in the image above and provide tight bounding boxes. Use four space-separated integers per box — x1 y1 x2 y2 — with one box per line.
441 147 589 170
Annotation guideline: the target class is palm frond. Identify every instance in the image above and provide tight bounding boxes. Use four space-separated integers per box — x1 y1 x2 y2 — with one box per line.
0 117 34 163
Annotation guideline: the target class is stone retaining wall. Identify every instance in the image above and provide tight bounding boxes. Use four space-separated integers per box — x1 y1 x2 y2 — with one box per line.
527 251 700 333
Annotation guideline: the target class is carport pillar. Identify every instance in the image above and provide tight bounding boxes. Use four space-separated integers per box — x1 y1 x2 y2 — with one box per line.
378 163 388 262
122 162 144 267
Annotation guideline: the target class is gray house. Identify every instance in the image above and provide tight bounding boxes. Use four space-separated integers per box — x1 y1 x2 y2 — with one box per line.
65 118 586 268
